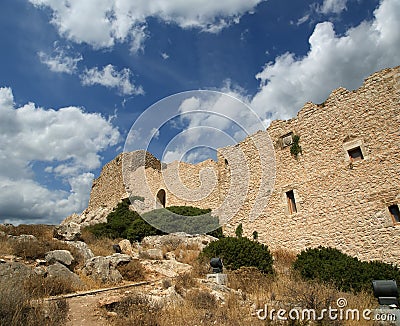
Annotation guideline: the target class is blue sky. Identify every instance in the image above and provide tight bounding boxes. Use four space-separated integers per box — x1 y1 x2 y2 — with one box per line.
0 0 399 224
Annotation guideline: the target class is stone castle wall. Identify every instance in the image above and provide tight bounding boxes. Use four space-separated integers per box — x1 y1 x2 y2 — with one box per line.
223 66 400 264
76 66 400 264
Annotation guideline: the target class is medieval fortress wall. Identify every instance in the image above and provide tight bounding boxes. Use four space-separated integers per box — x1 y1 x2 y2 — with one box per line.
75 66 400 264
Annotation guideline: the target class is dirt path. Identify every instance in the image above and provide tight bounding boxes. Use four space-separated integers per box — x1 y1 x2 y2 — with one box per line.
46 282 152 326
66 292 110 326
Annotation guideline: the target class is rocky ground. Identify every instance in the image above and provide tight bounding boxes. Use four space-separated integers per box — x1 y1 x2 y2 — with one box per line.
0 225 243 325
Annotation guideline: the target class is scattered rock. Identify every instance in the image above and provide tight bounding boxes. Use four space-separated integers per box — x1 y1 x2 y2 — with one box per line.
65 241 94 261
54 222 81 241
8 234 38 243
83 254 132 283
0 261 34 282
141 259 192 278
46 262 83 289
118 239 138 257
147 285 184 306
45 250 75 267
141 248 164 260
141 233 217 251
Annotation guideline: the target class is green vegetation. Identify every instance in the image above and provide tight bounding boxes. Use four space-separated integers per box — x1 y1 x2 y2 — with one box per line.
84 200 222 241
166 206 211 216
290 134 302 157
84 198 164 242
235 223 243 238
130 195 145 202
293 246 400 293
143 206 221 236
200 237 274 274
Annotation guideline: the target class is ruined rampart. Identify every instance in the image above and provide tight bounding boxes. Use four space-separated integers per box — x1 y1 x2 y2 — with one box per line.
67 66 400 264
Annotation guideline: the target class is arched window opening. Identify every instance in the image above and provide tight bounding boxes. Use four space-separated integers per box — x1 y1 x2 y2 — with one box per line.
157 189 166 208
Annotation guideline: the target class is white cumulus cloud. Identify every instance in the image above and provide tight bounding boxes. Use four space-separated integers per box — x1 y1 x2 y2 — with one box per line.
318 0 348 14
38 45 82 74
28 0 265 51
251 0 400 121
81 64 144 96
0 87 121 224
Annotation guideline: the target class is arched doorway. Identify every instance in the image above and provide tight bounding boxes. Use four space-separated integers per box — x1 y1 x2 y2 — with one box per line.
156 189 166 208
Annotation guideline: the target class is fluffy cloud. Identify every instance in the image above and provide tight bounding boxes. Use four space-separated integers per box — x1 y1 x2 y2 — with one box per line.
29 0 265 51
318 0 348 14
0 87 120 224
81 64 144 96
38 45 82 74
251 0 400 121
160 87 265 164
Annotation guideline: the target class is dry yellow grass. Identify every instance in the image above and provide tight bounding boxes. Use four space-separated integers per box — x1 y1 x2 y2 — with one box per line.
80 228 119 256
101 248 379 326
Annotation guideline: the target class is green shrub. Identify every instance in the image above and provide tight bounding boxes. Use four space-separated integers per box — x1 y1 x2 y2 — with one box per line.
200 237 274 274
290 134 302 157
207 226 224 239
235 223 243 238
84 200 221 242
166 206 211 216
166 206 223 238
293 246 400 293
143 206 220 235
84 198 164 242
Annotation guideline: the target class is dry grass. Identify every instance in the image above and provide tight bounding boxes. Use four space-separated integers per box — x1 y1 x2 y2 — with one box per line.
101 248 379 325
0 224 85 269
273 247 297 274
0 275 69 325
105 293 161 326
75 270 105 290
0 233 13 256
159 240 201 265
117 259 146 282
80 229 117 256
173 243 200 265
174 272 198 296
7 224 55 242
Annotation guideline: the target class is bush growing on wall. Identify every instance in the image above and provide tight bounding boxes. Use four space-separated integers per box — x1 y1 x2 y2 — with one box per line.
235 223 243 238
293 246 400 293
200 237 274 274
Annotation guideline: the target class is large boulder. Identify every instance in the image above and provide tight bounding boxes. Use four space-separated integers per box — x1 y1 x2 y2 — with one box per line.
45 250 74 267
46 262 83 289
65 241 94 261
141 233 218 251
140 259 192 278
7 234 38 243
0 261 34 282
141 248 164 260
118 239 139 258
54 222 81 241
82 254 132 283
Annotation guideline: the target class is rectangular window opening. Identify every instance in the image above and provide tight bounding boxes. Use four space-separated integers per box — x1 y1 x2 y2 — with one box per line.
280 132 293 148
347 146 364 162
388 205 400 223
286 190 297 214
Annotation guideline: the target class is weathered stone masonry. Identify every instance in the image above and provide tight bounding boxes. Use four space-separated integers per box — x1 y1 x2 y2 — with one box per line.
67 66 400 265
